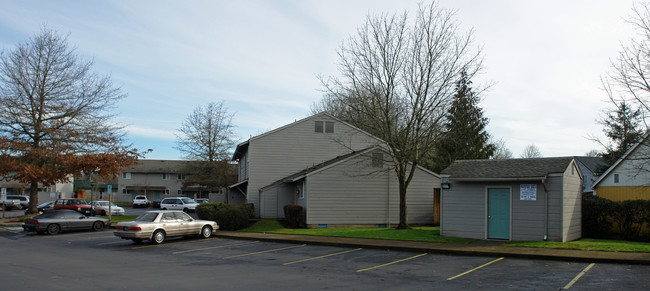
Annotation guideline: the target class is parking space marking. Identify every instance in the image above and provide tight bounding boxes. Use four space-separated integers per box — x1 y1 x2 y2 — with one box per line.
132 238 220 249
562 263 595 289
447 257 504 280
172 241 260 254
283 248 363 265
224 244 307 259
356 253 428 273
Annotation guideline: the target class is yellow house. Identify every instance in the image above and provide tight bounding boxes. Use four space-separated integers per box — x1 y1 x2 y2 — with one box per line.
593 133 650 201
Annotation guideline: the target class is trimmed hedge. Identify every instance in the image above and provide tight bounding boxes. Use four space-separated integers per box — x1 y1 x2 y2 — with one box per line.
283 204 303 228
582 193 650 241
196 202 252 231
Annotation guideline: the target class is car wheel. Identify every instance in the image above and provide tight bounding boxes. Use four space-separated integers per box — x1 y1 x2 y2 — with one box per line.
161 208 167 210
132 238 143 244
152 230 165 244
100 210 107 216
183 208 189 213
16 204 23 210
92 221 104 231
200 226 212 239
46 224 61 235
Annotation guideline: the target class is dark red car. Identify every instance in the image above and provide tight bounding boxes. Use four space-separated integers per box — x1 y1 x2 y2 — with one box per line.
53 198 94 216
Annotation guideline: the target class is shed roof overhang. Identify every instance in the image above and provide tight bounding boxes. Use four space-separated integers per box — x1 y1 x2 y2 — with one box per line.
449 176 547 182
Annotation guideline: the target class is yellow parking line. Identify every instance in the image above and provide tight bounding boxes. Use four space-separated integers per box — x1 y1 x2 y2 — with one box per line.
132 237 219 249
283 248 363 265
173 241 260 254
225 244 307 259
357 253 428 273
562 263 595 289
447 257 504 280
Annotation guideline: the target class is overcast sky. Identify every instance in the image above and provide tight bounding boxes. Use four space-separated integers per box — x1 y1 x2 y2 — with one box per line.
0 0 638 160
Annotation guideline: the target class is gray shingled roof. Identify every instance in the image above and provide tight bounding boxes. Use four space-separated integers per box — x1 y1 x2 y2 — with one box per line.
441 157 576 180
123 160 193 173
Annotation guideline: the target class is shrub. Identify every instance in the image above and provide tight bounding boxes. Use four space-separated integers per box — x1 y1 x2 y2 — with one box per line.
582 194 650 242
196 202 251 231
582 193 615 239
283 204 303 228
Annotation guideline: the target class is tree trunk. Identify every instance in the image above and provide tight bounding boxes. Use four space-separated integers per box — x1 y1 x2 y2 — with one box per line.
396 184 409 229
27 181 39 214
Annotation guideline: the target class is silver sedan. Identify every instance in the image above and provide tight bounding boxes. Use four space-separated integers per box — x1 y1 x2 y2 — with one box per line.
113 210 218 244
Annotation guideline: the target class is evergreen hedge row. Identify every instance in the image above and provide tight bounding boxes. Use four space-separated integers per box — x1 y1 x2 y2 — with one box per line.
196 202 253 231
582 193 650 242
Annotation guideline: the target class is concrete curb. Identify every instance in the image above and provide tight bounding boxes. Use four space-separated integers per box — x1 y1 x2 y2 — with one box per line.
213 231 650 266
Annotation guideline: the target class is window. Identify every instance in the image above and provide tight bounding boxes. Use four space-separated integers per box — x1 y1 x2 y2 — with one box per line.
614 174 619 183
325 121 334 133
122 172 131 179
372 152 384 168
315 121 334 133
162 173 169 180
177 189 183 195
177 174 185 180
164 189 170 195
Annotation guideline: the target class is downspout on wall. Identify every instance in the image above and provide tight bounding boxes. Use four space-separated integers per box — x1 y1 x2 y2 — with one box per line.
542 176 549 241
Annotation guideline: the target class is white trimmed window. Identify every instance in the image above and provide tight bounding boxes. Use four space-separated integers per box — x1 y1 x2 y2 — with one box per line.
162 173 169 180
122 172 131 179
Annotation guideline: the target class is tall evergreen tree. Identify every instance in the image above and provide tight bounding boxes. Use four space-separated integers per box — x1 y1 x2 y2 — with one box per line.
597 100 644 171
429 71 495 173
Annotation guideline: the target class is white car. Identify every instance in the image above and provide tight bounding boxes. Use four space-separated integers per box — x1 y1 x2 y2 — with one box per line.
90 201 125 216
113 210 218 244
160 197 199 212
132 195 149 208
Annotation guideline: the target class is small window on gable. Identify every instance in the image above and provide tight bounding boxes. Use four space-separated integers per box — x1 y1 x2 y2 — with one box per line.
372 152 384 168
325 121 334 133
314 121 323 133
614 174 619 183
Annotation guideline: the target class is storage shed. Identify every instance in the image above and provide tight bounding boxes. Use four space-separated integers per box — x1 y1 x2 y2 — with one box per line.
440 157 583 242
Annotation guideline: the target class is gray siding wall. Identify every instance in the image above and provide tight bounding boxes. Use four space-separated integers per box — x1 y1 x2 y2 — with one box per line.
305 155 437 225
248 115 377 217
442 178 566 242
562 163 582 242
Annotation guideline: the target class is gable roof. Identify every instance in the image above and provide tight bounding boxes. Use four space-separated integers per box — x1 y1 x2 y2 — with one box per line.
441 157 578 181
122 159 192 174
232 112 385 160
260 146 439 191
592 133 650 187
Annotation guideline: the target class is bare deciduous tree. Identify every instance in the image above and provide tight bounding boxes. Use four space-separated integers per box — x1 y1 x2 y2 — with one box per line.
319 2 483 228
491 139 513 159
0 26 139 213
606 2 650 124
175 101 237 192
520 144 542 159
176 101 236 162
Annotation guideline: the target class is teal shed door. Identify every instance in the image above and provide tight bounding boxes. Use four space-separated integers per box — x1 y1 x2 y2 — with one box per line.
487 188 510 239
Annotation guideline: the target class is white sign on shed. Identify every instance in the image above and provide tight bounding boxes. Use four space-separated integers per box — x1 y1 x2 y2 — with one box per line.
520 184 537 201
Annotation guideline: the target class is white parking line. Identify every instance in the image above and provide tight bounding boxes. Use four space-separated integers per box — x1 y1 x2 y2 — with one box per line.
356 253 428 273
224 244 307 259
562 263 595 289
173 241 260 254
283 248 363 265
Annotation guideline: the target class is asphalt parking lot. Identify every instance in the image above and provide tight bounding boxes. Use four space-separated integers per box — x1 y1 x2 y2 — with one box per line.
1 228 648 290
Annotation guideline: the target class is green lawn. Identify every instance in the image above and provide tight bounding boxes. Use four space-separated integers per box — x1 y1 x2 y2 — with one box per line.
239 220 475 244
505 238 650 253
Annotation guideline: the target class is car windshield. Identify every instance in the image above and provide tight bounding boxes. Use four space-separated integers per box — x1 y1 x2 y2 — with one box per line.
180 198 196 204
134 212 159 222
96 202 109 206
38 202 53 208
